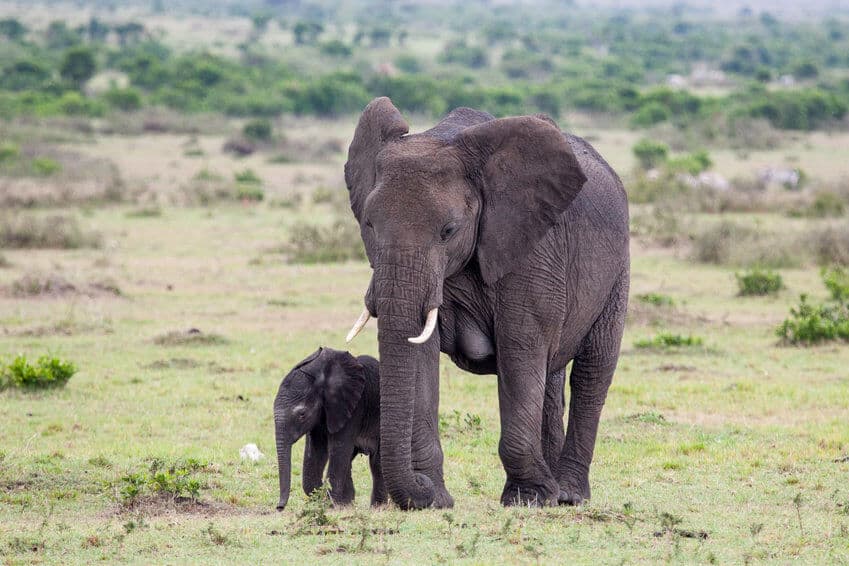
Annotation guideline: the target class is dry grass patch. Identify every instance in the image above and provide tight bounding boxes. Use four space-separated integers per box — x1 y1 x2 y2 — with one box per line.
0 213 101 249
7 272 121 298
152 328 228 346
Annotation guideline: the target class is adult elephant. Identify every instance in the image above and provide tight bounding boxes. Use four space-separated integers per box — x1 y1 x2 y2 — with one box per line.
344 97 629 509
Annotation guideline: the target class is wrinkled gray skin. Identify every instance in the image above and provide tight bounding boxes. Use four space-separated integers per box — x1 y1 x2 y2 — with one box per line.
274 347 384 511
345 98 630 509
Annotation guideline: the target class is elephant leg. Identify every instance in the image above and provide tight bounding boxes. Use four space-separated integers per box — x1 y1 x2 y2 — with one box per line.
542 367 566 478
557 271 628 505
326 436 356 506
369 452 387 506
302 431 328 496
496 347 560 507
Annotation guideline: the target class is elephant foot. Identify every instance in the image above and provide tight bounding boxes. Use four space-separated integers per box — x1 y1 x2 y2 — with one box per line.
432 485 455 509
556 473 591 506
500 477 560 507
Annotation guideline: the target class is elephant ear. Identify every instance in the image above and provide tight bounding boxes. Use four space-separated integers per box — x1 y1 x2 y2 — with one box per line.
344 97 409 224
323 352 367 435
456 116 587 285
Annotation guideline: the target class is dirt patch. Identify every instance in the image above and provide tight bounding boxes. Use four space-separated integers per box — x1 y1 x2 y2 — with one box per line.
626 302 708 327
108 495 243 518
152 328 228 346
141 358 202 370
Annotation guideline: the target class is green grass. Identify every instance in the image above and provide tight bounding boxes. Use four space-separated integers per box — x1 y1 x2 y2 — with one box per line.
1 205 848 564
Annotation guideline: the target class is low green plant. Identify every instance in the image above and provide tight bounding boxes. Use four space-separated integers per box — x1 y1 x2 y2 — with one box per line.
735 268 784 296
119 458 208 506
31 157 61 176
776 294 849 345
637 292 675 307
236 184 264 202
293 485 336 535
0 355 76 390
806 192 846 218
632 139 669 170
0 142 20 162
822 266 849 301
635 333 704 349
242 118 272 142
233 168 261 185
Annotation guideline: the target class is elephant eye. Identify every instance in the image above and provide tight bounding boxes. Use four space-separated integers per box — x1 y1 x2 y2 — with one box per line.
440 221 459 242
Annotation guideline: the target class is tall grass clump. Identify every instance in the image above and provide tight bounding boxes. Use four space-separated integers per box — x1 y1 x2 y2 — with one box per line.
692 220 802 268
287 220 366 264
736 268 784 296
0 214 101 249
0 355 76 390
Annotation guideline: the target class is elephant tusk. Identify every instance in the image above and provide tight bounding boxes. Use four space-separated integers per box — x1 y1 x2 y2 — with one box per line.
346 308 371 343
408 308 438 344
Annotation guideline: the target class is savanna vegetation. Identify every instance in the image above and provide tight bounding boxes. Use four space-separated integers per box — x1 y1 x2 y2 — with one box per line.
1 0 848 563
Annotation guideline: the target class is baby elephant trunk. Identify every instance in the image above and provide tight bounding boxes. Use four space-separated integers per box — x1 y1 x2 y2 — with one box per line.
275 418 292 511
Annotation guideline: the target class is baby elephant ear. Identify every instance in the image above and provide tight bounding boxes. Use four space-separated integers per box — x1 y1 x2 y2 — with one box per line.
455 116 587 285
323 353 367 435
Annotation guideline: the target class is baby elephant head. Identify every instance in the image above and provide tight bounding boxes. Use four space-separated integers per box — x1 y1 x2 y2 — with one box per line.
273 347 366 510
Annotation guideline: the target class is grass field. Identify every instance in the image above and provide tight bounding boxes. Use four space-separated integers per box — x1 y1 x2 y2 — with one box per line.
2 193 848 563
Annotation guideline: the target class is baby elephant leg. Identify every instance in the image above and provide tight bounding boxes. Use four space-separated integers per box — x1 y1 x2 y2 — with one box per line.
369 452 387 506
326 436 356 506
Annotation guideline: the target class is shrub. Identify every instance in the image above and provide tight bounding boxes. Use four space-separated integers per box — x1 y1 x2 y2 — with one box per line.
637 292 675 307
234 168 262 185
319 40 352 58
0 214 101 249
395 54 422 73
0 143 20 163
776 294 849 345
736 268 784 296
31 157 61 176
0 355 76 390
634 333 704 349
103 87 142 111
287 220 366 264
667 150 712 175
632 139 669 170
119 458 208 506
806 192 846 218
60 46 97 87
822 266 849 301
236 184 264 202
242 118 272 142
439 40 488 68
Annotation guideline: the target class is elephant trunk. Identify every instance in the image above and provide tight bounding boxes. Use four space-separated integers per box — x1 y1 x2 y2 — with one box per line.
374 257 440 510
275 418 292 511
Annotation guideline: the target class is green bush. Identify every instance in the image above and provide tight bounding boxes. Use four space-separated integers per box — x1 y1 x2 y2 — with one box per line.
234 168 262 185
319 40 352 58
634 333 704 349
31 157 61 176
637 292 675 307
119 458 208 505
236 184 264 202
439 40 488 69
736 268 784 296
632 139 669 170
667 150 712 175
822 266 849 301
59 46 97 88
0 143 19 163
776 294 849 345
242 118 272 142
806 192 846 218
0 355 76 390
103 87 142 111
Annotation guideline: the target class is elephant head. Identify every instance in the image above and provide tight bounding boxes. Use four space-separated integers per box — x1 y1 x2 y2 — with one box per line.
344 97 587 509
273 347 366 510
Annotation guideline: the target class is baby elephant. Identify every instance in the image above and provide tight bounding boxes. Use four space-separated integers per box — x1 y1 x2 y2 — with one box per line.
274 347 384 510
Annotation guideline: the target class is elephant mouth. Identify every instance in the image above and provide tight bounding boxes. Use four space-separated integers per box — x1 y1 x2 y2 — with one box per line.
346 307 438 344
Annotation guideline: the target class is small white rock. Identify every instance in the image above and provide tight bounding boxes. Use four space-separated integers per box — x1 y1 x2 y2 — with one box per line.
239 443 265 462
